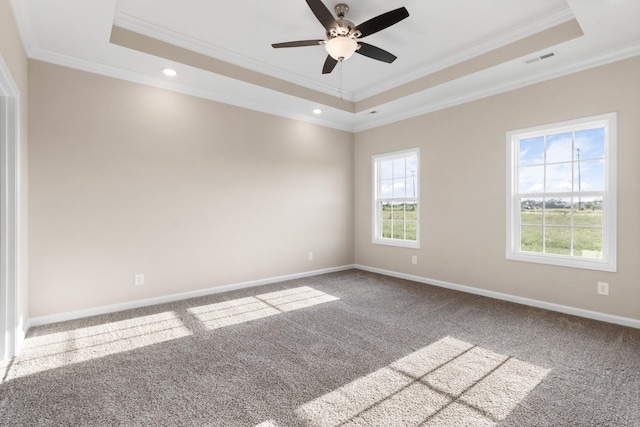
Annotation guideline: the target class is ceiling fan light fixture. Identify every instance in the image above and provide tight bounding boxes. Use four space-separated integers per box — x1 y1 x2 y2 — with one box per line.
325 36 357 61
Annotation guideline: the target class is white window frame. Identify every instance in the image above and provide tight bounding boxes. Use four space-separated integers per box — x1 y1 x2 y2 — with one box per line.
0 54 23 362
506 113 617 272
372 148 420 249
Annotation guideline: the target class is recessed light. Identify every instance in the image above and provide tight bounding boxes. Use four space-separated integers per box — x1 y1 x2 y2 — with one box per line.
312 108 323 115
162 68 178 77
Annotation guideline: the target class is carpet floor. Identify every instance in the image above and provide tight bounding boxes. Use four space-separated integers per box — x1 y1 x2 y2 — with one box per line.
1 269 639 426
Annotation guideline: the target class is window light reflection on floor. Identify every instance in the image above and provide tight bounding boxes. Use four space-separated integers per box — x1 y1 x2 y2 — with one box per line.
188 286 339 330
6 311 191 380
296 336 550 426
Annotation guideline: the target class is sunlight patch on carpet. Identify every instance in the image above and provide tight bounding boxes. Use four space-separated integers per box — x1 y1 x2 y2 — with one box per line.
6 311 191 380
296 336 550 426
189 286 339 330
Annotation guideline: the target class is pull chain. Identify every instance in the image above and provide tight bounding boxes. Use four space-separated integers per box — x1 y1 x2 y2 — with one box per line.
339 59 343 100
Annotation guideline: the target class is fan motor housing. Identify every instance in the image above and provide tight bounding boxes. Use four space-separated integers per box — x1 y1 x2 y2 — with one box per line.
328 19 355 37
327 3 359 38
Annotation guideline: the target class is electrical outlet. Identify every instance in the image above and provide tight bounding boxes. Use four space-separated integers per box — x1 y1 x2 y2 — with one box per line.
308 252 313 261
411 255 418 265
597 282 609 296
134 273 145 286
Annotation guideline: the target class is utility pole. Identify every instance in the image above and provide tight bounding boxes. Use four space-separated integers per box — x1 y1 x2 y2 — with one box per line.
576 148 582 210
411 170 416 198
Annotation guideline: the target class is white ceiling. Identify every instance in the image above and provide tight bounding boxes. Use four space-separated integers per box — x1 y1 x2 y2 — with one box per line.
10 0 640 132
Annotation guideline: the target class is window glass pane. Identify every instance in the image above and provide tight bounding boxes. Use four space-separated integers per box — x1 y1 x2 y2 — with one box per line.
393 158 405 178
545 227 571 255
508 114 615 271
519 136 544 166
380 201 392 217
374 150 419 247
392 220 405 239
406 202 417 221
574 159 604 192
575 128 605 160
521 226 543 252
405 173 417 198
519 165 544 193
406 221 417 241
382 220 392 238
379 160 393 180
544 198 572 225
545 162 572 192
406 156 418 176
520 198 543 224
546 132 573 163
573 197 603 226
380 179 393 198
392 178 406 198
392 202 404 220
574 228 603 259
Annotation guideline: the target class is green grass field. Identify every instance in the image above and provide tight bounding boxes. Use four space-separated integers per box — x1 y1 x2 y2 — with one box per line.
520 209 603 257
378 204 602 257
381 204 417 240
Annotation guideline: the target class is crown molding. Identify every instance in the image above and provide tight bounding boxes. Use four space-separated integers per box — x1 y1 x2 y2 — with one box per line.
113 12 355 102
354 41 640 132
27 47 355 132
21 23 640 135
8 0 37 58
354 6 577 101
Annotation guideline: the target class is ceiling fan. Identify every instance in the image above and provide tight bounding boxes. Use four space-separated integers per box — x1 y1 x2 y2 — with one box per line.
272 0 409 74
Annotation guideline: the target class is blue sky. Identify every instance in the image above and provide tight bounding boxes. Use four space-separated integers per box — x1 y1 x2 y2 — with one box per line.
379 155 418 199
519 127 605 194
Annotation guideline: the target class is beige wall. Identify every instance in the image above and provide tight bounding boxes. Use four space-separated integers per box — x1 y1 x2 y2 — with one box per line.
28 61 354 317
1 0 29 327
355 57 640 321
23 44 640 322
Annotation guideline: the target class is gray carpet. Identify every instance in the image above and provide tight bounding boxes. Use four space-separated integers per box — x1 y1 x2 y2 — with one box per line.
1 270 639 426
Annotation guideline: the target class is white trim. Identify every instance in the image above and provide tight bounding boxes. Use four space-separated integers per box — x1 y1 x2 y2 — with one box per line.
353 41 640 133
505 113 617 272
355 264 640 329
354 6 576 101
0 357 12 383
112 13 355 102
17 32 640 134
372 148 420 249
25 262 640 333
23 47 356 133
8 0 36 57
0 54 23 363
28 265 354 327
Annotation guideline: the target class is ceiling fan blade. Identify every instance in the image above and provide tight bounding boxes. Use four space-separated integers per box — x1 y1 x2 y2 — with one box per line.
356 42 397 63
306 0 338 32
272 40 324 48
354 7 409 38
322 55 338 74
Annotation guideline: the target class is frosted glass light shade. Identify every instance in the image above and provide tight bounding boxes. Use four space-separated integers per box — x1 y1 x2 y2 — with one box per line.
325 37 357 61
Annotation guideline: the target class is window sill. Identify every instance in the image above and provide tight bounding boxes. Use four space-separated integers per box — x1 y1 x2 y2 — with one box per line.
373 239 420 249
507 251 616 272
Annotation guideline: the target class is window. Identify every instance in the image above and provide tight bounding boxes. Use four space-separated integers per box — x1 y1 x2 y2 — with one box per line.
373 149 419 248
506 113 616 271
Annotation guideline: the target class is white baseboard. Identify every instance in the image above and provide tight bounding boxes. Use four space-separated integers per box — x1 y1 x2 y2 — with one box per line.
27 263 640 331
28 265 355 328
0 358 11 383
354 264 640 329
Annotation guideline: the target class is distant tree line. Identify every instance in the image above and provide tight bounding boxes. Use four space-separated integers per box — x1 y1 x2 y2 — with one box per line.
521 199 602 211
